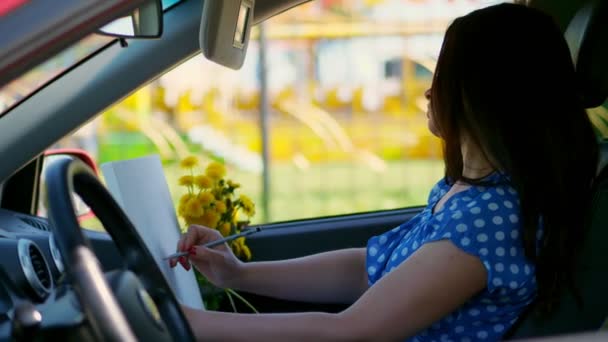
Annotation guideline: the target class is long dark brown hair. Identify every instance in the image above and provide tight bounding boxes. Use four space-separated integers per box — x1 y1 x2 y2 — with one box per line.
431 3 598 313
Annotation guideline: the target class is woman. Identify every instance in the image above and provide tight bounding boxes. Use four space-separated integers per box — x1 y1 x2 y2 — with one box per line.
171 3 598 341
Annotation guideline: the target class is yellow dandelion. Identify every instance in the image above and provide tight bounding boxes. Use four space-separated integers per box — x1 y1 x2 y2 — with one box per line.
178 175 194 187
241 245 252 261
235 236 246 246
232 243 242 258
180 156 199 169
179 193 193 204
215 201 227 214
202 211 220 228
239 194 255 217
206 168 223 180
219 223 231 236
178 204 187 217
177 194 192 217
185 198 204 218
192 196 204 207
244 205 255 218
227 180 241 189
239 194 253 207
198 192 214 206
187 216 205 227
205 162 226 180
194 175 213 189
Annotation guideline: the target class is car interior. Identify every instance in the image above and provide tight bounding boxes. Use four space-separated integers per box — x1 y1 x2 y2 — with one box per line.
0 0 606 340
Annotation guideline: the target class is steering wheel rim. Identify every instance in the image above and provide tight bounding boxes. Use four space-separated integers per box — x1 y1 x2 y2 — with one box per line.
46 158 195 341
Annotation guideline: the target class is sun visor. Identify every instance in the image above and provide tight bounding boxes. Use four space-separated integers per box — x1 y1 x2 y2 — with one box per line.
199 0 255 70
565 0 608 108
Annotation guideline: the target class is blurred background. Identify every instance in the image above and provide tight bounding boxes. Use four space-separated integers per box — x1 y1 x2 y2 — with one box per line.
5 0 568 226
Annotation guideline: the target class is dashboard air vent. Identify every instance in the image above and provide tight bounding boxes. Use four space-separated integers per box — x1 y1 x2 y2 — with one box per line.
20 217 50 231
28 244 52 290
17 239 52 300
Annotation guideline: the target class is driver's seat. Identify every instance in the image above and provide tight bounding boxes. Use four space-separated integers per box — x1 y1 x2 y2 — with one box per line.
507 0 608 338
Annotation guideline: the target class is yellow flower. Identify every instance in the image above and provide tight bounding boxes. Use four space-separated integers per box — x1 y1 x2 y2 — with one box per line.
239 194 253 206
201 211 220 228
239 194 256 217
215 201 227 214
180 156 199 169
219 223 231 236
231 243 242 258
176 157 255 263
179 193 193 204
178 175 194 187
205 162 226 180
198 192 214 206
235 236 246 246
178 194 193 216
186 216 205 227
194 175 213 189
185 198 204 218
178 204 187 217
241 245 252 261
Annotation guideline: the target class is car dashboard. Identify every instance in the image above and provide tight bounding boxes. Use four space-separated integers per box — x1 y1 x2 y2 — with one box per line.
0 207 120 339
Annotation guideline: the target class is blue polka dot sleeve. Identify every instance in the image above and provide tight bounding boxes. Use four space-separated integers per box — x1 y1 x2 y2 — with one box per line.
365 177 539 340
427 180 445 204
425 185 535 293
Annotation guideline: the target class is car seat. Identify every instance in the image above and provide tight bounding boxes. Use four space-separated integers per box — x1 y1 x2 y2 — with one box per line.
507 0 608 338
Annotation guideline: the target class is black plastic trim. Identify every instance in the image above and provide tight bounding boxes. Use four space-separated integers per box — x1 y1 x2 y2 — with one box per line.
247 207 424 261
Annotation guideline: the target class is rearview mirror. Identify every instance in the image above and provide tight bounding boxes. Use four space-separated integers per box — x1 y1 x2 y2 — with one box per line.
98 0 163 39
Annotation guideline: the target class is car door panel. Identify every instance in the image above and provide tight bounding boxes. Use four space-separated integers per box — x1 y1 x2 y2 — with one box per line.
230 207 424 313
247 207 423 261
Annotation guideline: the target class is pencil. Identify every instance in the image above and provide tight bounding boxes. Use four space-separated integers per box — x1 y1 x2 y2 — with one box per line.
164 226 262 260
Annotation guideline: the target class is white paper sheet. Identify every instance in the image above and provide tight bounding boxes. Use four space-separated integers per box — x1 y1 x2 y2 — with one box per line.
101 155 205 310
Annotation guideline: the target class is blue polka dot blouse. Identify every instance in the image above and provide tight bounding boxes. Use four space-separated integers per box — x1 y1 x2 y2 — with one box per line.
366 173 538 341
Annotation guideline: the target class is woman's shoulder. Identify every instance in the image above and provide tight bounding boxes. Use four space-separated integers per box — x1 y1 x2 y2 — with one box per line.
428 177 450 204
427 177 534 293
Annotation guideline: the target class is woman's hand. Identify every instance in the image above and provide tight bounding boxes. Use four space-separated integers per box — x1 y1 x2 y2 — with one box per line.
170 225 244 289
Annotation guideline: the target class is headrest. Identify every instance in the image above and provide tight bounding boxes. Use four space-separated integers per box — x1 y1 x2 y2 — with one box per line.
565 0 608 108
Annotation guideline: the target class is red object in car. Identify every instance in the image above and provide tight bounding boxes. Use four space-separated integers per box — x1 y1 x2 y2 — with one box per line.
44 148 100 175
0 0 28 17
44 148 99 222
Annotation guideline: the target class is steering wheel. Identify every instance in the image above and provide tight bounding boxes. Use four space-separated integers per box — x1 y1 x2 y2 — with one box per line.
45 158 195 341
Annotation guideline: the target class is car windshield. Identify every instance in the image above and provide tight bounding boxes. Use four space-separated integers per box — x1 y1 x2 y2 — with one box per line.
0 0 184 116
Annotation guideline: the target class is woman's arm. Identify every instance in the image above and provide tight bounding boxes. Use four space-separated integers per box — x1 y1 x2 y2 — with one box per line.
184 240 487 341
233 248 368 304
176 225 368 304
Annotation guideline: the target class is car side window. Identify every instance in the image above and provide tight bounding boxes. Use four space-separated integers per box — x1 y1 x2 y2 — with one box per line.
48 2 524 226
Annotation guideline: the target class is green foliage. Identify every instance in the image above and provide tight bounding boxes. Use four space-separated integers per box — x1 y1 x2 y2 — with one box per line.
195 271 224 311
